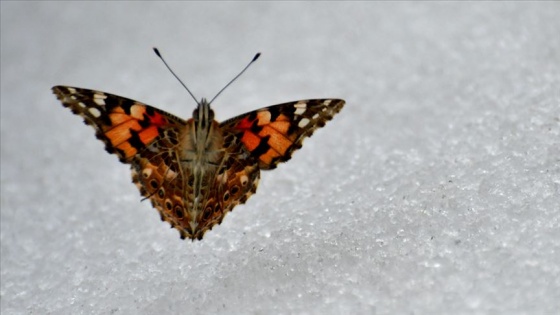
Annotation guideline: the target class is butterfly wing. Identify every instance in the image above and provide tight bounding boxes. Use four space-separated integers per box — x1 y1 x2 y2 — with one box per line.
53 86 345 241
53 86 196 237
220 99 345 170
52 85 186 163
194 98 344 239
192 131 261 240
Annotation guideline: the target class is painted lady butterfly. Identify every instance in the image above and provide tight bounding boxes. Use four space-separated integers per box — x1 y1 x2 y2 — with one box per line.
52 52 344 240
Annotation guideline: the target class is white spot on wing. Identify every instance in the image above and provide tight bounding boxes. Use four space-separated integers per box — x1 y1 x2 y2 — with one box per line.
217 172 228 184
165 169 177 180
294 107 306 115
93 93 106 105
142 168 153 178
298 118 310 128
294 103 307 116
240 175 248 186
88 107 102 118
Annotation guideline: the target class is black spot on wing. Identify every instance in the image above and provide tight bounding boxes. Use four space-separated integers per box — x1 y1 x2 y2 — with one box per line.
99 112 112 127
128 129 145 151
139 113 152 128
122 99 137 114
115 147 127 162
250 120 263 133
287 120 299 135
267 106 281 122
104 145 115 154
247 111 258 121
251 135 271 156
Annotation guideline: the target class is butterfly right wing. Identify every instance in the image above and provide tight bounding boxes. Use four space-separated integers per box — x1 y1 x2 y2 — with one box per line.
189 99 345 239
191 130 261 240
220 99 345 170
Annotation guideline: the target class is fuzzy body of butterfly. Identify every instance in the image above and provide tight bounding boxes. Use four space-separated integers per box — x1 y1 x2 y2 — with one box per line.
52 50 344 240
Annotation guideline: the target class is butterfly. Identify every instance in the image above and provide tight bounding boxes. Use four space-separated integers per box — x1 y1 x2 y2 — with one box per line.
52 55 344 240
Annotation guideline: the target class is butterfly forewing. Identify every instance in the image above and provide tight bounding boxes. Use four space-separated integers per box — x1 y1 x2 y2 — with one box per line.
221 99 345 169
53 84 344 240
52 86 186 163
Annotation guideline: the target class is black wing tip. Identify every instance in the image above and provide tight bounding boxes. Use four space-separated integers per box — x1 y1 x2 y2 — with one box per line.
52 85 65 93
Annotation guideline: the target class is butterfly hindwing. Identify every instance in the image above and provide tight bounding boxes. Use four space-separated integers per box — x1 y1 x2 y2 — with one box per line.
220 99 345 169
52 86 185 163
130 155 195 239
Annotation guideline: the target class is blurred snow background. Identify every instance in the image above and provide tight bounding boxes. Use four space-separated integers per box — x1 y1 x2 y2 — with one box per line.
1 2 559 314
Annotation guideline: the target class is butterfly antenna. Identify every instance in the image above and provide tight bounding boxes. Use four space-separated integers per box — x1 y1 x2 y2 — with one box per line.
209 52 261 105
153 47 199 104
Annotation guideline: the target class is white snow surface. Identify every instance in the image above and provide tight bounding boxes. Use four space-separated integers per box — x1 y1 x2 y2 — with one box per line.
1 2 559 314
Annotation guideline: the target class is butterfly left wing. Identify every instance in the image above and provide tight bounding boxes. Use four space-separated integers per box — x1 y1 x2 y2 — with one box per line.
52 85 186 163
53 86 198 238
220 99 345 170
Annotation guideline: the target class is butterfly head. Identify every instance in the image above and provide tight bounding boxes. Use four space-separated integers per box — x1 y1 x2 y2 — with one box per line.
193 98 215 129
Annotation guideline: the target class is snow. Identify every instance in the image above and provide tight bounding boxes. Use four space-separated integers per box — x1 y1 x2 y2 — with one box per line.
2 2 559 314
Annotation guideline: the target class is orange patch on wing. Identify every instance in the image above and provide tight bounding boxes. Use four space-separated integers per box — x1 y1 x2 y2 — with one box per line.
111 106 126 114
105 120 140 146
235 117 253 130
274 114 290 122
129 106 168 127
116 141 137 158
138 126 160 144
259 126 292 155
149 111 167 126
108 113 132 126
240 131 261 151
259 149 281 165
268 121 290 134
